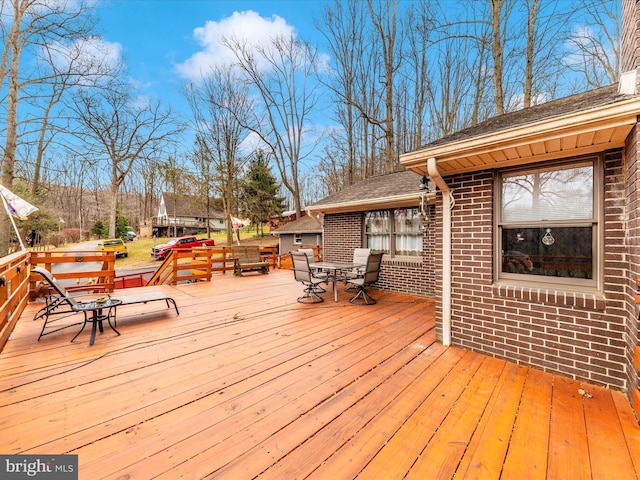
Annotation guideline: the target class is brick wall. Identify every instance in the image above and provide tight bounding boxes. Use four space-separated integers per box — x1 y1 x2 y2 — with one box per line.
323 207 436 298
441 151 633 390
622 0 640 408
625 124 640 403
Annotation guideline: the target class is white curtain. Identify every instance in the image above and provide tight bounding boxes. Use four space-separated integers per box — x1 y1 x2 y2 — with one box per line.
365 211 390 252
365 208 421 255
395 208 421 255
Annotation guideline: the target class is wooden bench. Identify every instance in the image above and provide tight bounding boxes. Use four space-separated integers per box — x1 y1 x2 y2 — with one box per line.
231 246 270 276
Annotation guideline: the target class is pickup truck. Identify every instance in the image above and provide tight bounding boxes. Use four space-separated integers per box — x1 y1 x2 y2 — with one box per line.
151 235 215 260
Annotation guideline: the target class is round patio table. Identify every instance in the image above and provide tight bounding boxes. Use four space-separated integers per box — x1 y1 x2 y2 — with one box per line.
71 298 122 345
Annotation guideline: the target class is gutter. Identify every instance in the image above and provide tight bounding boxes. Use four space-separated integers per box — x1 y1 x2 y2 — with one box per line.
427 157 452 346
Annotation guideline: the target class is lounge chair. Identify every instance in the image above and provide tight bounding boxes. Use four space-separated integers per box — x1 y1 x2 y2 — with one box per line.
31 267 179 341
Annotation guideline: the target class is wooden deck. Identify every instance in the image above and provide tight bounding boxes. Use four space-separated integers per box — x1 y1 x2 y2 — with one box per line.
1 269 640 479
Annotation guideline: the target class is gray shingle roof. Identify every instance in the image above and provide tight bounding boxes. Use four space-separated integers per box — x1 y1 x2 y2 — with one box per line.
308 170 422 208
421 84 628 149
271 214 322 234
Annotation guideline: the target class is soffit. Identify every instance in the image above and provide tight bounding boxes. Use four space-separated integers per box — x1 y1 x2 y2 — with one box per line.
400 87 640 177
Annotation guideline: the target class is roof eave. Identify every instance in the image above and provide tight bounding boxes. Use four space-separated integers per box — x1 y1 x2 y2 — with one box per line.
307 192 433 215
400 97 640 175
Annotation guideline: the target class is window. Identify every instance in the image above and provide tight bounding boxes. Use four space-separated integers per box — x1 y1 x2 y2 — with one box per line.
497 157 600 287
365 207 422 256
294 233 302 244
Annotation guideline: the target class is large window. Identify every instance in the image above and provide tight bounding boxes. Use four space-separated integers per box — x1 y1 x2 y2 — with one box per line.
497 157 600 287
365 207 422 256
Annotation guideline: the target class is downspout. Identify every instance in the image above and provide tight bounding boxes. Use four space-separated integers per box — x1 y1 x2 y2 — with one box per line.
307 210 324 257
427 157 452 346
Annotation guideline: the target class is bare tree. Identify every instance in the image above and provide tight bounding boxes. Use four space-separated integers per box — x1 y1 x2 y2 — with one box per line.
316 0 369 185
70 80 181 238
223 34 322 217
565 0 621 89
158 154 190 238
0 0 97 255
367 0 403 173
521 0 569 108
131 154 163 230
28 36 121 196
184 66 253 244
488 0 508 115
189 138 218 239
426 39 477 138
403 0 437 150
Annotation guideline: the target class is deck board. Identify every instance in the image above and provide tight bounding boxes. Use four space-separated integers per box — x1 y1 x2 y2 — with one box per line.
1 269 639 479
500 368 552 479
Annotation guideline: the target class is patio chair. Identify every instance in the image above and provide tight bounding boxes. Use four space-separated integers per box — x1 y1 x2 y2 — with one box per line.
296 248 316 260
344 248 371 289
290 251 327 303
344 252 383 305
31 266 179 341
31 267 98 339
296 248 327 292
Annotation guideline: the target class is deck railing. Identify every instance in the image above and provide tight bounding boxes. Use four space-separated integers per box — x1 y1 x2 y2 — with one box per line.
0 245 282 351
276 246 323 269
146 246 280 286
0 251 30 351
29 250 116 292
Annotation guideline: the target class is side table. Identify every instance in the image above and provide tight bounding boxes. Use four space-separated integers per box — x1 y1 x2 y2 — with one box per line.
71 298 122 345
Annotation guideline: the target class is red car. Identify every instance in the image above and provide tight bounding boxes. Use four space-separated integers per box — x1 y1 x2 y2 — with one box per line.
151 235 215 260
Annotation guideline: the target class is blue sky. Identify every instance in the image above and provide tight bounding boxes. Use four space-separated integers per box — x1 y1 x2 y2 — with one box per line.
95 0 329 133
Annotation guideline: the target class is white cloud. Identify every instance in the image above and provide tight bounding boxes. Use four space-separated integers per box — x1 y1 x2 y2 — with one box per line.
129 94 152 111
175 10 296 80
48 36 123 75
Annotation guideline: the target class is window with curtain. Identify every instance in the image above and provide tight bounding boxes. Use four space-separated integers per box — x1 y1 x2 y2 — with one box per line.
365 208 422 256
497 157 600 287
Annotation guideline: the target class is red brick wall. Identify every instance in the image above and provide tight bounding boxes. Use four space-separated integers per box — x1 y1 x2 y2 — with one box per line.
440 151 633 390
323 207 436 298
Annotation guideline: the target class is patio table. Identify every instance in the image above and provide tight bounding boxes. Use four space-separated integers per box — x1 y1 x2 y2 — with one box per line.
71 298 122 345
308 261 365 302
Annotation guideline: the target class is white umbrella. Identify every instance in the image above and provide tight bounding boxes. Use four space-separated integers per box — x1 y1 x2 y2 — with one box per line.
0 184 38 251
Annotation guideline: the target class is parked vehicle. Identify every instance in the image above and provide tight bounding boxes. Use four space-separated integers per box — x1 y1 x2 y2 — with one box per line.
98 238 128 258
151 235 215 260
125 231 137 242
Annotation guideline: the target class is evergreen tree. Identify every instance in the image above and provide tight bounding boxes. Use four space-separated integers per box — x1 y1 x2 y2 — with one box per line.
242 152 286 237
115 214 131 239
91 220 107 238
